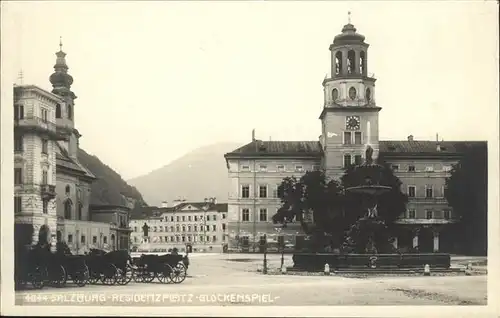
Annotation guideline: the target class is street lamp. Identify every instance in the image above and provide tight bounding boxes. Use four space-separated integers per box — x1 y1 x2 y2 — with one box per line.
262 233 268 274
275 225 285 269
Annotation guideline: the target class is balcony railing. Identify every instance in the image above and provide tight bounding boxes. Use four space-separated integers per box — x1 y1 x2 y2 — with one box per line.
325 99 377 108
14 115 68 140
41 184 56 199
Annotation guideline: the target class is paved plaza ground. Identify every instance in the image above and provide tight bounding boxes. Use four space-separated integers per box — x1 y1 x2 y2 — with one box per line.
15 253 488 306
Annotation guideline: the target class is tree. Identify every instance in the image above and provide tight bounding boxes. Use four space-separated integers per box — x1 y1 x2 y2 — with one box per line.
272 170 344 247
445 143 487 255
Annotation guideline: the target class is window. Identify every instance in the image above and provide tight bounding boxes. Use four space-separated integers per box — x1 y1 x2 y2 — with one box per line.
354 132 362 144
68 234 73 243
212 225 216 231
213 235 217 242
188 216 192 221
14 104 24 120
443 186 449 198
241 165 250 171
81 235 86 243
312 165 320 171
78 203 83 220
14 135 23 152
212 215 217 221
182 236 186 242
182 216 186 222
206 236 211 242
14 196 22 213
170 216 174 222
426 210 433 219
408 209 416 219
41 108 48 121
65 185 70 195
42 200 48 214
443 165 452 172
222 214 226 219
14 168 22 185
443 210 451 220
206 215 210 221
188 236 192 242
259 165 267 172
222 223 226 230
354 155 362 165
176 216 180 222
277 165 285 172
182 225 186 232
259 185 267 198
63 200 72 219
176 236 180 242
242 208 250 222
103 236 108 244
425 166 434 172
194 225 198 231
425 187 433 198
259 208 267 222
56 104 61 118
187 225 191 232
241 185 250 198
343 132 352 145
42 170 48 184
295 165 303 172
391 165 399 171
176 225 180 232
67 105 73 120
408 165 416 172
408 186 416 198
343 155 351 168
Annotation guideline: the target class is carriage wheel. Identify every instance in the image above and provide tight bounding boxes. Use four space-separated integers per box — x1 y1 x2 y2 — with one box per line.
49 265 67 288
142 270 155 283
101 264 118 285
30 266 47 290
170 262 187 284
157 264 173 284
116 266 133 285
74 265 89 287
132 267 144 283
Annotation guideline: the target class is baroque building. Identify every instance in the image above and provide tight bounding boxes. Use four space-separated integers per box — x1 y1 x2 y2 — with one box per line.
129 199 228 253
224 21 486 254
14 41 131 253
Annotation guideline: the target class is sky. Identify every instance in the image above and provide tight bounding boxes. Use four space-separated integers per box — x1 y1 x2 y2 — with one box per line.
1 1 498 180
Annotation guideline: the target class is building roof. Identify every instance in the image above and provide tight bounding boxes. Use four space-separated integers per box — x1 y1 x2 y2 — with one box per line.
56 142 96 179
224 140 323 159
131 202 228 220
224 140 487 159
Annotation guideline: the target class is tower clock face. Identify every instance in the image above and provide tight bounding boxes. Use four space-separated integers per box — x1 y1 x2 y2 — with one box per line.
346 116 360 130
349 87 357 100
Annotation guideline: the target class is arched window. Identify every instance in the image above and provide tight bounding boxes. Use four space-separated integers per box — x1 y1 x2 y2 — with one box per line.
77 203 83 220
182 225 186 232
366 88 372 103
332 88 339 101
359 51 366 74
64 200 72 219
335 51 342 75
176 225 180 232
56 104 61 118
65 185 70 195
67 105 73 120
347 50 356 74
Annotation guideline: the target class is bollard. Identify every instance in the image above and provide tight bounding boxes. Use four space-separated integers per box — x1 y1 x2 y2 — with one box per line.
465 262 473 276
281 264 287 274
423 264 430 276
324 263 330 276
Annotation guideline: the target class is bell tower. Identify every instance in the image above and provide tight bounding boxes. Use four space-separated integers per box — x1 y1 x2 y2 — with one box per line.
50 37 79 158
319 13 382 179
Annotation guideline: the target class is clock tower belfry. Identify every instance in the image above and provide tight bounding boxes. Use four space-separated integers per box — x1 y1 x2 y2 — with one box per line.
319 14 382 179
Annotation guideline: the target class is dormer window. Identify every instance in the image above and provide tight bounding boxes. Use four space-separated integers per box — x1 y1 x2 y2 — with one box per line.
241 165 250 172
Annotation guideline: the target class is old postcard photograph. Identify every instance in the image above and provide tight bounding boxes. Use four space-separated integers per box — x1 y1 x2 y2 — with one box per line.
1 1 499 317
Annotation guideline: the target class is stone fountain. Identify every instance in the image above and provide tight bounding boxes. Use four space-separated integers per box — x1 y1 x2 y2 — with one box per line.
291 130 452 273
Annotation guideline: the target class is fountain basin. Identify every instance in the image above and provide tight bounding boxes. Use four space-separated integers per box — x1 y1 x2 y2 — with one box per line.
345 185 392 196
292 253 451 271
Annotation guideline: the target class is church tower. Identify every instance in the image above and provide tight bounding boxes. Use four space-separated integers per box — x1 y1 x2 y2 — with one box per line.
319 14 382 179
49 38 80 158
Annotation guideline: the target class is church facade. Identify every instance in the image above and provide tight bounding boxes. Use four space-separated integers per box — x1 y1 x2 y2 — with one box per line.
14 42 131 253
224 22 485 254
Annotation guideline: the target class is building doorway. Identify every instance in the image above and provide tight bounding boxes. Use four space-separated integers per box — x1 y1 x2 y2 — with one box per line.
419 227 434 253
38 225 50 245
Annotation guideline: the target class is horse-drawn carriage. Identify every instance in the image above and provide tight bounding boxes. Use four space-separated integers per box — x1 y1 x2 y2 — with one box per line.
85 248 134 286
131 252 189 284
15 244 88 290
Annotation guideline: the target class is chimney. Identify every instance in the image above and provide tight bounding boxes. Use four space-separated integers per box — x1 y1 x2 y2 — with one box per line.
407 135 414 141
160 201 169 208
252 129 256 142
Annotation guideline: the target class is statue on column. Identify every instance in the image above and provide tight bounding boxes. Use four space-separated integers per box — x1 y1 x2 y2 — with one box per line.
142 222 150 242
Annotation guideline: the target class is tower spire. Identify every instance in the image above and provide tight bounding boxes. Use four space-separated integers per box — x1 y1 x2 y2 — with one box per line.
59 36 63 52
348 11 351 24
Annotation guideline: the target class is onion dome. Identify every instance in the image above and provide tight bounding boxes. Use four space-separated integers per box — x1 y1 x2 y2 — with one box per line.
49 37 74 89
333 23 366 45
